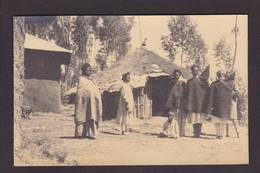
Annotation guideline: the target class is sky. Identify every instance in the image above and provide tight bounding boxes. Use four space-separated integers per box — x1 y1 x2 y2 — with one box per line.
129 15 248 82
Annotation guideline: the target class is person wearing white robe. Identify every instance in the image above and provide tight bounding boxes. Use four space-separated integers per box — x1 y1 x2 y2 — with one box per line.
160 113 179 139
116 72 135 135
74 63 102 139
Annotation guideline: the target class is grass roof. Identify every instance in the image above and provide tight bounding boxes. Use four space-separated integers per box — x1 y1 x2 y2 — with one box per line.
92 48 191 92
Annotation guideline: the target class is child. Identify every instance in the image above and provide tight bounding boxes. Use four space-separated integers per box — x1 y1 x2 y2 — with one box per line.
160 111 180 139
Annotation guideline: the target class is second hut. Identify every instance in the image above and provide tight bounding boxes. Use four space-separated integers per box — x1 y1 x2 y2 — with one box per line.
92 48 191 120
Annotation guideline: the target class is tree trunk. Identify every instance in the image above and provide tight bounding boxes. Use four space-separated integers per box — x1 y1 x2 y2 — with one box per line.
14 17 25 151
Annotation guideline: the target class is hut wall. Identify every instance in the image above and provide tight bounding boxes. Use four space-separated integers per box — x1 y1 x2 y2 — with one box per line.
102 77 173 119
102 85 153 120
133 86 152 119
23 49 70 113
24 49 70 81
24 79 61 113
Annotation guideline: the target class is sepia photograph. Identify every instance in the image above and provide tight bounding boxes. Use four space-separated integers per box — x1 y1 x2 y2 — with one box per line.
13 15 248 166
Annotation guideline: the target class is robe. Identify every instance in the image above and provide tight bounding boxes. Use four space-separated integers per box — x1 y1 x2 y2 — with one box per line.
116 82 135 127
185 77 209 124
74 76 102 124
165 79 186 136
165 80 186 110
185 77 209 113
160 119 179 138
207 80 234 120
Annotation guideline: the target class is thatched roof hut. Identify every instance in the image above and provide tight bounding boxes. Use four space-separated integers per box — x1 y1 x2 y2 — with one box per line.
90 48 191 120
92 48 191 92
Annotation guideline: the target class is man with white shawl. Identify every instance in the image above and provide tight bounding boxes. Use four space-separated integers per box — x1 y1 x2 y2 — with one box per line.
74 63 102 139
116 72 135 135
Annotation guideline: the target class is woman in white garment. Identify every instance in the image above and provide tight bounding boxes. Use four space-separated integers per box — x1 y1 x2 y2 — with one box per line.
225 71 239 138
116 72 135 135
74 63 103 139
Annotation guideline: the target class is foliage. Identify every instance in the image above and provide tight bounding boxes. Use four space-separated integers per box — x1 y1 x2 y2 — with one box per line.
98 16 134 62
236 73 248 126
71 16 96 59
161 16 207 69
213 38 233 72
25 16 56 41
14 17 25 150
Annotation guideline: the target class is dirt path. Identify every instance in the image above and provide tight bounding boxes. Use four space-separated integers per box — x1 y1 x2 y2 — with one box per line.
16 105 248 166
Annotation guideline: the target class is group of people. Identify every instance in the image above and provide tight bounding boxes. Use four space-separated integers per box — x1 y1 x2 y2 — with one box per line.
74 63 239 140
161 65 239 139
74 63 135 139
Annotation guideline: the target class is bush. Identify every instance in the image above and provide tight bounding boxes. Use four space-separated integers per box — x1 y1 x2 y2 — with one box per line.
236 74 248 126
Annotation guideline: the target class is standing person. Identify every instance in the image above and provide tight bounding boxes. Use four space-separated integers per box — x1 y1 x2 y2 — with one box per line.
207 70 233 139
74 63 103 139
116 72 135 135
185 65 209 138
165 69 186 137
225 72 240 138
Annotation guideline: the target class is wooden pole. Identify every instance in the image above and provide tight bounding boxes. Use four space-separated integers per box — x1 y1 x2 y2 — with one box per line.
138 16 142 46
232 15 238 73
230 15 240 138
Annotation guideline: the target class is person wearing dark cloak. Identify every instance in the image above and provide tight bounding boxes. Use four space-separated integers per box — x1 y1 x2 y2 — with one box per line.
207 70 233 139
165 69 186 137
185 65 209 138
74 63 103 139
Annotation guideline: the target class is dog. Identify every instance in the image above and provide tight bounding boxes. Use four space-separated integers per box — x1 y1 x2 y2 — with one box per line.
21 105 33 119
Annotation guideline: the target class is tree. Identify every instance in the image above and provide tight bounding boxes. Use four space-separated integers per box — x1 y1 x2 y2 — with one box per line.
14 17 25 155
25 16 56 41
98 16 134 63
161 16 207 68
213 38 233 72
55 16 74 49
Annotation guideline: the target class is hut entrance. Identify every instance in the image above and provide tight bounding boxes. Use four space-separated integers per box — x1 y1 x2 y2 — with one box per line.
102 91 120 120
149 76 172 116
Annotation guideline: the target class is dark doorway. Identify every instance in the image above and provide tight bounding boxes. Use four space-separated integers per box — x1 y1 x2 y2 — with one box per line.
102 91 120 120
150 76 172 116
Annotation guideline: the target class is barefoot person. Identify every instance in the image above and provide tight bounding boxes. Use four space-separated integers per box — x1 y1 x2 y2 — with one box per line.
185 65 209 138
165 69 186 137
74 63 103 139
160 112 179 139
116 72 135 135
225 71 240 138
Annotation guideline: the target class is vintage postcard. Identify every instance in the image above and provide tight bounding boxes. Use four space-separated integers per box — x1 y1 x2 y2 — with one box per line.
13 15 248 166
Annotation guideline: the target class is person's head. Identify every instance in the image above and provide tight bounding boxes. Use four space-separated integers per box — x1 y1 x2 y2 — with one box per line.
216 70 225 81
81 63 92 77
168 116 173 124
191 65 199 77
122 72 131 83
173 69 182 80
225 71 231 80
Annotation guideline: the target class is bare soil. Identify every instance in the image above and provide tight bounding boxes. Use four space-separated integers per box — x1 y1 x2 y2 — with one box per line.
15 105 248 166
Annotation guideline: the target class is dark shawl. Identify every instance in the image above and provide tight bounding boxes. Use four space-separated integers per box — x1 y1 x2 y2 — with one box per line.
206 80 233 119
185 77 209 113
165 80 186 110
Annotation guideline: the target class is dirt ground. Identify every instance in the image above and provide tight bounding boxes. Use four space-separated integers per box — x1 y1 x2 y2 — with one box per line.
15 105 249 166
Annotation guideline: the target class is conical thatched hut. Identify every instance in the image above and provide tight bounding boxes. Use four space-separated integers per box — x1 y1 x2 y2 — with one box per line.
92 48 191 120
